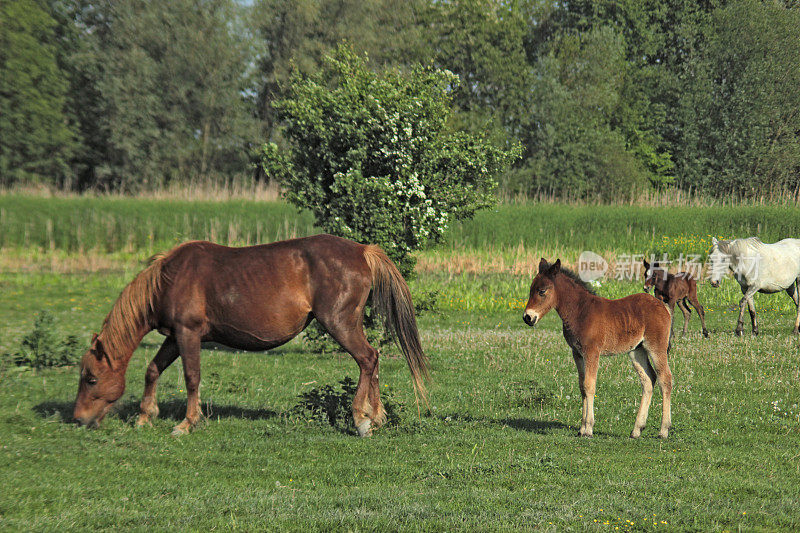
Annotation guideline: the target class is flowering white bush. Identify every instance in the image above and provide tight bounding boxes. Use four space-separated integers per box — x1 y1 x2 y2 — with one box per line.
263 45 519 276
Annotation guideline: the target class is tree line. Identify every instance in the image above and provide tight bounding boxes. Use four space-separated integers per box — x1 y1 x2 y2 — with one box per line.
1 0 799 200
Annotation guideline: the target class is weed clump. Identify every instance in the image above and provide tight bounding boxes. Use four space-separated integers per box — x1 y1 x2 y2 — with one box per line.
292 377 403 432
4 311 81 370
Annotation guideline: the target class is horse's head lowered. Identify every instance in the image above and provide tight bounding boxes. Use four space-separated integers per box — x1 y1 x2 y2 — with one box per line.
642 259 666 293
523 258 561 326
73 334 126 428
708 237 729 288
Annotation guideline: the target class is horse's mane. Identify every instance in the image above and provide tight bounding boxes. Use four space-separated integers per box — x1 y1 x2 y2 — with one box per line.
98 247 176 360
557 267 597 295
728 237 767 255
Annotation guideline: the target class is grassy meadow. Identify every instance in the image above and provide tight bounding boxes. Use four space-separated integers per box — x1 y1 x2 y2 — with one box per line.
1 195 800 531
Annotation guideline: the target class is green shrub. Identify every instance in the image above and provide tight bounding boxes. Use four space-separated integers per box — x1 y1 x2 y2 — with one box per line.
292 377 403 432
5 311 80 370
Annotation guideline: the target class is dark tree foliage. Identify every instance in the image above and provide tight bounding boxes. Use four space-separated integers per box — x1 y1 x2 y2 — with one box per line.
2 0 799 201
0 0 75 186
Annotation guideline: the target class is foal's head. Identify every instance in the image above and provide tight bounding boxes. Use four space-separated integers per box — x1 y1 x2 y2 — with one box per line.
523 258 562 326
73 334 126 428
642 259 667 293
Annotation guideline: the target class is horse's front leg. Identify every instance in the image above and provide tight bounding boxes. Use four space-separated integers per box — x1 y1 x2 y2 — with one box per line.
579 350 599 438
746 294 758 336
172 327 203 436
735 294 749 336
136 337 179 427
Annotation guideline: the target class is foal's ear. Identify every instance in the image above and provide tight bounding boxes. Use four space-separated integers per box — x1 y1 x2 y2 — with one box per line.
643 259 650 269
548 259 562 275
538 258 550 274
712 237 718 246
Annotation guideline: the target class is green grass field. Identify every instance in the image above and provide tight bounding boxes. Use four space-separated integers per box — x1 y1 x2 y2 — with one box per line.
1 196 800 531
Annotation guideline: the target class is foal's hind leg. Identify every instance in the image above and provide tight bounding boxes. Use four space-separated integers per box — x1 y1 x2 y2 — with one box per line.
677 299 691 335
136 337 179 427
645 342 672 439
629 347 656 438
172 327 203 436
686 290 709 337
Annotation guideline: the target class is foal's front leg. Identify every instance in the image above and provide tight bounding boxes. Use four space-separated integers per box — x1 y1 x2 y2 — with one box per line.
571 349 586 435
576 349 599 437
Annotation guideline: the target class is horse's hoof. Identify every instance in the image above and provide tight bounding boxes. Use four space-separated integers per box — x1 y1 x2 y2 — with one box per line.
630 430 641 439
734 329 743 337
752 329 759 336
134 416 151 428
702 329 709 338
658 430 669 439
356 420 372 437
171 421 192 436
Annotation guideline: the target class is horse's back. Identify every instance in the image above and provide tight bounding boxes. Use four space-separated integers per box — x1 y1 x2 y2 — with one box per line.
155 235 372 348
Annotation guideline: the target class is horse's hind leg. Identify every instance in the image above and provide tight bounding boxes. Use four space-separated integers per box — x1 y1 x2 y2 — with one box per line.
629 346 656 438
136 337 179 427
172 327 203 436
789 280 800 334
317 313 381 437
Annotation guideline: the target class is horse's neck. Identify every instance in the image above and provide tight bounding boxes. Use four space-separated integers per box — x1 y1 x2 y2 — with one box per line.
553 275 594 329
99 322 150 369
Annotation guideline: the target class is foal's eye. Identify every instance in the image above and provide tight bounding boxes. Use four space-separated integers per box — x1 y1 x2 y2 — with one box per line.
538 289 547 296
86 376 97 385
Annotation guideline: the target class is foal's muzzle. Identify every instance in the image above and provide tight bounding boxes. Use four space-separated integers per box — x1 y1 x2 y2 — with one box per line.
523 311 538 327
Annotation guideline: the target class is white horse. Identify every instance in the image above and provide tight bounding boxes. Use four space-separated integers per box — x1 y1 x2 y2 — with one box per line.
709 237 800 335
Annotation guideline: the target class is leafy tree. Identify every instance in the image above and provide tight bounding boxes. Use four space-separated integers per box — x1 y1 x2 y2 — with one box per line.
0 0 75 186
56 0 261 191
514 25 649 200
682 0 800 198
265 45 519 275
250 0 428 148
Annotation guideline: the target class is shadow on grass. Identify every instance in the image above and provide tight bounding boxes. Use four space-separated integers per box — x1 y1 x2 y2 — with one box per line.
497 417 572 434
436 412 571 434
33 399 278 424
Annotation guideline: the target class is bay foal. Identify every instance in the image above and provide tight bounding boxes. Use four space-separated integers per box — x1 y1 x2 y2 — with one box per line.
643 259 709 337
523 259 673 438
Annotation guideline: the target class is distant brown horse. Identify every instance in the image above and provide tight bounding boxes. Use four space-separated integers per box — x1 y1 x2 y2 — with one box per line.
643 259 709 337
73 234 429 437
523 259 673 438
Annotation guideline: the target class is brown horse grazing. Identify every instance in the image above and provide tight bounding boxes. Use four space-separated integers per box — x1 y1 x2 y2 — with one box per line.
73 234 429 437
523 259 673 438
643 259 709 338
